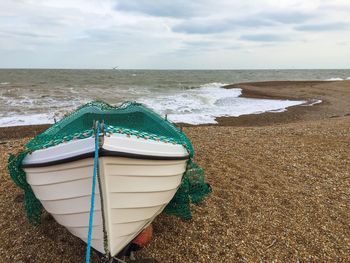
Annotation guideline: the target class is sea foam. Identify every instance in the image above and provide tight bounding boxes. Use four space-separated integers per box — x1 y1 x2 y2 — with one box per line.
324 77 349 81
0 113 54 127
140 83 306 125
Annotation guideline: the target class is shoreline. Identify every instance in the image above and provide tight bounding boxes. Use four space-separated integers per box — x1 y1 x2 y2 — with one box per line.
1 80 349 139
217 80 350 126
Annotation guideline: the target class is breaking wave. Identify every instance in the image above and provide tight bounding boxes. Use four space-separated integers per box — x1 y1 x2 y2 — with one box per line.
0 82 309 126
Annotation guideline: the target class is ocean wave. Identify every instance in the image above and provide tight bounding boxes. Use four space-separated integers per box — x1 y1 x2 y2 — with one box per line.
140 82 306 125
325 77 345 81
3 95 85 109
0 113 54 127
0 82 311 126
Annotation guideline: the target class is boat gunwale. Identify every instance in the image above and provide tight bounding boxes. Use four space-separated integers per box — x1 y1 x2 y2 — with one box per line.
22 148 189 168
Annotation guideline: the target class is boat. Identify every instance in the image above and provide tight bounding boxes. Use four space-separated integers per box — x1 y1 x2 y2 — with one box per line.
8 101 210 260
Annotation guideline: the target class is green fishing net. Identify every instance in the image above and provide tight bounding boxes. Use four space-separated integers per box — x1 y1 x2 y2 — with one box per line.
7 101 211 225
164 161 211 220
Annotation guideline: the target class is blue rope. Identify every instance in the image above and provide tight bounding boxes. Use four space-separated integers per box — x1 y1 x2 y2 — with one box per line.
85 122 100 263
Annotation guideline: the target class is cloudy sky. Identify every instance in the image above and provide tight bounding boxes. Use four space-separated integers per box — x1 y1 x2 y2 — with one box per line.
1 0 350 69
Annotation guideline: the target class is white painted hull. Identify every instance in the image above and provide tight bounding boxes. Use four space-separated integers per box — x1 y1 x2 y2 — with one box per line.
23 133 188 256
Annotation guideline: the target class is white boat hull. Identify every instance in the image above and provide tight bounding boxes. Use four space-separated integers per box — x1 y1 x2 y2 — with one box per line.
23 134 188 256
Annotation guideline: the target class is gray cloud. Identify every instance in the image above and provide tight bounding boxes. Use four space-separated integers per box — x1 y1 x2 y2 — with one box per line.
261 11 314 24
240 34 289 42
172 17 274 35
115 1 204 18
295 22 350 31
172 10 313 35
173 20 233 34
234 18 274 27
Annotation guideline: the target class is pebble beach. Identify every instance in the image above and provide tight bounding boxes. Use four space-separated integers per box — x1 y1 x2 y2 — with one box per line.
0 80 349 262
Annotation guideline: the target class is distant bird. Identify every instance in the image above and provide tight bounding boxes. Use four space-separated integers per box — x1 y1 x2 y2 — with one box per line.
112 66 119 70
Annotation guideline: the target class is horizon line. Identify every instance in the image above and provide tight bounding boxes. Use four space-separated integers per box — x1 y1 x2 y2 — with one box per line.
0 67 350 71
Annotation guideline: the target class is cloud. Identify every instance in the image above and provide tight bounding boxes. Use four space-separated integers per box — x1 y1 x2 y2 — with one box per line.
172 17 274 35
295 22 350 31
261 11 314 24
240 34 289 42
171 10 313 35
173 19 233 34
115 1 204 18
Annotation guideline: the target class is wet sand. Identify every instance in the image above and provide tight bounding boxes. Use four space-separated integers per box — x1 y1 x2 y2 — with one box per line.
0 81 349 262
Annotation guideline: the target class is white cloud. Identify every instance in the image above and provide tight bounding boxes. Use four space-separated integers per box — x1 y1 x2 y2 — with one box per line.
0 0 349 68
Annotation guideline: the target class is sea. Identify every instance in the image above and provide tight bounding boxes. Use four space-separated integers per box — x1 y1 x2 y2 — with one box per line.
0 69 349 126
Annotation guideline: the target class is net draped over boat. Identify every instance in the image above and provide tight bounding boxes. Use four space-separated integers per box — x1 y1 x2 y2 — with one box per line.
7 101 211 224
